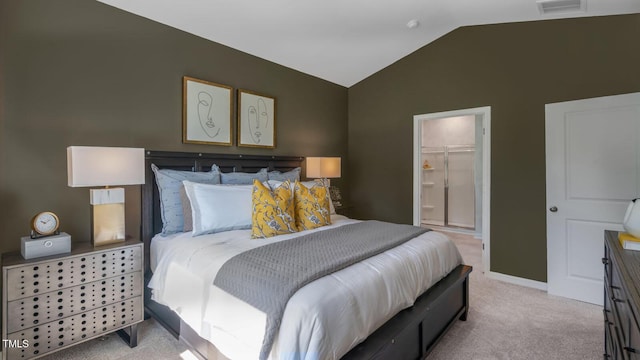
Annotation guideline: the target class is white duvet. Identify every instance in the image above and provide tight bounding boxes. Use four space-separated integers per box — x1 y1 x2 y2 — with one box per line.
148 215 462 360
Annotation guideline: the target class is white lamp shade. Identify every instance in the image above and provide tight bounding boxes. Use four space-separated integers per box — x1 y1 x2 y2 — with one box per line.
67 146 145 187
306 157 341 178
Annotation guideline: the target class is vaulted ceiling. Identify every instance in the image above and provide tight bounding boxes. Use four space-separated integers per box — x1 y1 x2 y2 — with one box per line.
98 0 640 87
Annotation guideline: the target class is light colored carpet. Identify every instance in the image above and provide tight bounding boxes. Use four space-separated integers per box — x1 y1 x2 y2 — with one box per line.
39 231 602 360
428 231 602 360
40 318 188 360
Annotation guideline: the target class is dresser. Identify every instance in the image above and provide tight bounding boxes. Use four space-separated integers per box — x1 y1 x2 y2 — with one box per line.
2 240 143 360
603 231 640 360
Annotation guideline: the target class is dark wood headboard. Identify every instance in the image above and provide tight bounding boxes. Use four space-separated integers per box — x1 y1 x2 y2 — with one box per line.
141 150 304 275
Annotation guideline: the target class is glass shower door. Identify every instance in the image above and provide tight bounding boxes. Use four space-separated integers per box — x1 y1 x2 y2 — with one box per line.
447 145 475 229
421 145 475 229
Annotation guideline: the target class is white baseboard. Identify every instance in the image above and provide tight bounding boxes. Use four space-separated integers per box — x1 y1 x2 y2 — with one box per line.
486 271 547 291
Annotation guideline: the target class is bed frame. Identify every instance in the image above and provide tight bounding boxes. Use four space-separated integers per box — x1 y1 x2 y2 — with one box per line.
142 150 472 360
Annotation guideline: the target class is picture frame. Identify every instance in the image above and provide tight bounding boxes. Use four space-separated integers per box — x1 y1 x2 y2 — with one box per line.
237 89 276 148
183 76 233 146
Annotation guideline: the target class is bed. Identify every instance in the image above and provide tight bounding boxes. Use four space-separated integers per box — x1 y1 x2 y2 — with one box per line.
142 150 472 360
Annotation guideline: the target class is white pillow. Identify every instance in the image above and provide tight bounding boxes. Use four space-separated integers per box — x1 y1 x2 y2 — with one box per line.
268 180 336 215
183 181 253 236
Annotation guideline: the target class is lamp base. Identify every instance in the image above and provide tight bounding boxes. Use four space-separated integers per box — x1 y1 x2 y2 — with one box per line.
92 203 125 246
90 188 126 246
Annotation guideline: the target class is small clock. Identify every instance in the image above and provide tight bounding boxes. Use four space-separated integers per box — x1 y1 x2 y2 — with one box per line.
31 211 60 238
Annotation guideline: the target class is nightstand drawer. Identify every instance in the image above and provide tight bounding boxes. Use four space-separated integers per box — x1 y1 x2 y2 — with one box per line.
6 271 142 333
4 296 143 359
5 245 142 301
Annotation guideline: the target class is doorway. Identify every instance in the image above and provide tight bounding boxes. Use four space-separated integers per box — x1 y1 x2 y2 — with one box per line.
420 116 477 231
413 106 491 274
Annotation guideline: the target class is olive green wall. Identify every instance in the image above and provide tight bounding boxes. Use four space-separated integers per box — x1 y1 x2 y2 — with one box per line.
2 2 639 284
0 0 348 253
348 15 640 282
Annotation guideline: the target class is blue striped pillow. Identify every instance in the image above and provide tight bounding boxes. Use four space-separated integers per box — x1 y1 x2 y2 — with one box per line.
152 164 221 235
220 168 268 185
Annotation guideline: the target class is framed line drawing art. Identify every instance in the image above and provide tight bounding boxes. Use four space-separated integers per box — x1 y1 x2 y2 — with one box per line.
183 76 233 146
237 89 276 148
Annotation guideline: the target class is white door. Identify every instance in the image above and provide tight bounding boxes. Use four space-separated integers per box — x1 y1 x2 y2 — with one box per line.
546 92 640 305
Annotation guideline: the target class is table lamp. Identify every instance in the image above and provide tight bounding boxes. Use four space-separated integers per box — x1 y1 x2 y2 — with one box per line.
67 146 145 246
306 157 341 187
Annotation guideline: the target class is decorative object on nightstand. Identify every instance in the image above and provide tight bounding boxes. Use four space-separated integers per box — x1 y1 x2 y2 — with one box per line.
30 211 60 238
2 240 144 360
67 146 145 246
329 186 343 208
21 211 71 260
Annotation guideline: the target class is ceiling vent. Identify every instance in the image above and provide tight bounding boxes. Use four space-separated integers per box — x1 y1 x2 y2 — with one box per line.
536 0 586 15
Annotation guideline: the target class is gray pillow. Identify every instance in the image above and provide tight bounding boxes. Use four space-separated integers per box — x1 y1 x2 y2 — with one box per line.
152 164 220 235
220 168 268 185
179 185 193 233
268 167 301 182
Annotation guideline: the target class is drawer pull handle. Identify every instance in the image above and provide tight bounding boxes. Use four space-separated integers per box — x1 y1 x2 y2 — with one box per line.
612 297 625 303
625 347 637 353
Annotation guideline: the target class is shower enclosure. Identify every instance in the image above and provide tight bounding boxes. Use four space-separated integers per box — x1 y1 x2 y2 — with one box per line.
421 145 475 229
419 115 478 231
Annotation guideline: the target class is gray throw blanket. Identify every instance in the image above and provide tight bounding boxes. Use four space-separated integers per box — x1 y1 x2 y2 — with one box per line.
213 220 429 360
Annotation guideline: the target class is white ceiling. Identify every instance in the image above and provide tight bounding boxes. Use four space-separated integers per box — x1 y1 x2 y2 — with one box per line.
97 0 640 87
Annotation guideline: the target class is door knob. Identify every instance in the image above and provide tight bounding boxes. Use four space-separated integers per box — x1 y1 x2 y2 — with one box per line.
549 206 558 212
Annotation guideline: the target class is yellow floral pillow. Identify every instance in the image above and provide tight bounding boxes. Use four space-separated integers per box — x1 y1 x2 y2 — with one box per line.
251 179 297 238
294 180 331 231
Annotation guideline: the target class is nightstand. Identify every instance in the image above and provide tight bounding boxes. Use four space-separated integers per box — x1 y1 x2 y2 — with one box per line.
335 205 353 217
1 240 143 360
